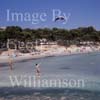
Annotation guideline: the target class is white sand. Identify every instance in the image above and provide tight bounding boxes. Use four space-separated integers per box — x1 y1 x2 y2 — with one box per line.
0 45 100 64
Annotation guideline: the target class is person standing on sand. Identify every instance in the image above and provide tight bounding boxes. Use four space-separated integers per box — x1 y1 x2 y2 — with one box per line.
35 63 41 79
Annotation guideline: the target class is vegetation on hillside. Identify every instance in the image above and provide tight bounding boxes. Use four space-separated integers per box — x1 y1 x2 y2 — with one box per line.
0 26 100 48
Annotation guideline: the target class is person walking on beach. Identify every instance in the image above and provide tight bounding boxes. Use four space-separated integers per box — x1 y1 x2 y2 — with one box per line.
35 63 41 79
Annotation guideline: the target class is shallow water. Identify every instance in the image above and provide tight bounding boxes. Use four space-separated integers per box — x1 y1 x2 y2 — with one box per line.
0 52 100 99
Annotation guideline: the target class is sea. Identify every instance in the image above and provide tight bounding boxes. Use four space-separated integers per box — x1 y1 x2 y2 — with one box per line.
0 52 100 100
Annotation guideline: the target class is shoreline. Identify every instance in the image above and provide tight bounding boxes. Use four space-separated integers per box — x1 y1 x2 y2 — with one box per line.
0 50 100 65
0 44 100 64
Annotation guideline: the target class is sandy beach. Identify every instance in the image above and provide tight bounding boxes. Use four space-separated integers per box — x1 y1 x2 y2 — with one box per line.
0 0 100 99
0 45 100 64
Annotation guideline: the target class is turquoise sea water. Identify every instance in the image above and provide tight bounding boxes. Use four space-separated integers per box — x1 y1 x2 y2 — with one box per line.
0 52 100 99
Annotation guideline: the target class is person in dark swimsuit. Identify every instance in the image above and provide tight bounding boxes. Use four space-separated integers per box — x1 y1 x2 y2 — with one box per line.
35 63 41 79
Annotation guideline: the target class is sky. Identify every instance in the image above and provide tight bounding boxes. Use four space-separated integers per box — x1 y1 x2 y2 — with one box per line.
0 0 100 30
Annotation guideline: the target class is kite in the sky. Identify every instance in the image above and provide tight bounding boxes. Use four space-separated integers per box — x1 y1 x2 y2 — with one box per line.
54 16 65 22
